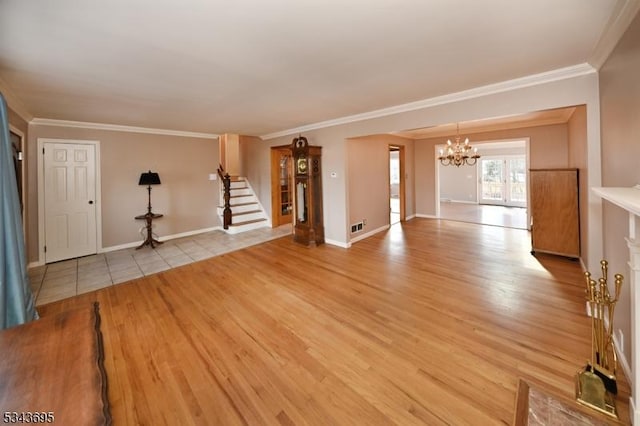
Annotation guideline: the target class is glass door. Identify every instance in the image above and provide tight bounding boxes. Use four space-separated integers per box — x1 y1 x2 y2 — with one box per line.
479 156 526 207
270 147 294 226
480 158 505 205
507 157 526 207
279 155 293 222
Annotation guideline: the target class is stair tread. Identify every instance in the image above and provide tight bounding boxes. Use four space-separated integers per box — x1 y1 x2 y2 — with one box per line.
233 210 262 216
220 177 267 233
230 218 267 227
230 202 259 207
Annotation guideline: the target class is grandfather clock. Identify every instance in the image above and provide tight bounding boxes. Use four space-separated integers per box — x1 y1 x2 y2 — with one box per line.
291 135 324 246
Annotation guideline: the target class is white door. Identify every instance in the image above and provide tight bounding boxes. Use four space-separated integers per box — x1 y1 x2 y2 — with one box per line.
44 143 97 263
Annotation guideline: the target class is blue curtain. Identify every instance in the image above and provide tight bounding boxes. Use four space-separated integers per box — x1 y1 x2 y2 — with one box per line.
0 92 37 329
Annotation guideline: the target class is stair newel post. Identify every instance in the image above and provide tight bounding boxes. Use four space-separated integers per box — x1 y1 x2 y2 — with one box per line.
222 172 232 229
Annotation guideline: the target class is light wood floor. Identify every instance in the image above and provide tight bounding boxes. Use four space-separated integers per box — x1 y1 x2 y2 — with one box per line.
38 219 630 425
440 202 528 229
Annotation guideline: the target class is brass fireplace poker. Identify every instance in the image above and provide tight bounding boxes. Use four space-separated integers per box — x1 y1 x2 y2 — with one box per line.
576 260 623 418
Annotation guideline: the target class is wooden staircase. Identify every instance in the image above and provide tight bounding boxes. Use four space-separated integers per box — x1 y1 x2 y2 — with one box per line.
217 177 269 234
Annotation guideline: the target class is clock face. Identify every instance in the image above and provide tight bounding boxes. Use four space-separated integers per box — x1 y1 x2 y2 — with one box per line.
297 157 307 174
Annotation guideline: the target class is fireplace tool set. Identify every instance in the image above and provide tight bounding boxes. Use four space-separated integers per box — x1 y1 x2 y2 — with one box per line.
576 260 624 418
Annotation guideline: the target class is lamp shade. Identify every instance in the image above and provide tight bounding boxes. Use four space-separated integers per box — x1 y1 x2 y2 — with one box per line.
139 170 161 186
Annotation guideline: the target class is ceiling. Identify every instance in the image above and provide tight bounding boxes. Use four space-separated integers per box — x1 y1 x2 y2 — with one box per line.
0 1 637 138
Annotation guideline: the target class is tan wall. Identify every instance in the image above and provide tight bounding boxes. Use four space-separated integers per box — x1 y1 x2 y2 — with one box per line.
222 133 240 176
26 125 220 262
252 73 601 249
599 12 640 366
243 129 349 246
567 105 589 268
415 123 570 216
346 135 415 237
239 135 261 181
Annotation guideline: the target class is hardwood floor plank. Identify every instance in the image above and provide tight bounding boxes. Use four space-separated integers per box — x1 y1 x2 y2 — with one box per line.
36 219 630 425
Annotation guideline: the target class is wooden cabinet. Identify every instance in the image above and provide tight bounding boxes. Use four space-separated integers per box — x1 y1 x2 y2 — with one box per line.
529 168 580 258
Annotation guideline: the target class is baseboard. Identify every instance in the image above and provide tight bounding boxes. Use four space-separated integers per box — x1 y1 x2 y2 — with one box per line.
415 213 437 219
631 397 639 426
406 214 416 220
441 199 478 204
350 224 389 244
325 238 350 248
28 260 45 269
100 226 222 253
613 332 632 388
99 241 140 253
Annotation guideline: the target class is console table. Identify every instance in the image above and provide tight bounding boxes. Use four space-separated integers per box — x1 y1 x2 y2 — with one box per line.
135 212 163 249
0 303 111 425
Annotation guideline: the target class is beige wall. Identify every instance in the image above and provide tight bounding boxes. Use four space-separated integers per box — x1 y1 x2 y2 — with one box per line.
599 12 640 366
239 135 262 184
567 105 589 268
243 129 349 246
415 123 570 216
346 135 415 237
220 133 241 176
253 73 602 251
26 125 220 262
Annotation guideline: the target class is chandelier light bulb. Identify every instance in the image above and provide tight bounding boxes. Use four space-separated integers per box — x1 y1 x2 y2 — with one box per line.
437 123 481 167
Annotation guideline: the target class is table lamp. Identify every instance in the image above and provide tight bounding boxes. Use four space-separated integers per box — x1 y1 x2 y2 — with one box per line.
139 170 161 215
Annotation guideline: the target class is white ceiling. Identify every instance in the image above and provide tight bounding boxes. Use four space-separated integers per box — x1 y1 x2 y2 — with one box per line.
0 0 638 137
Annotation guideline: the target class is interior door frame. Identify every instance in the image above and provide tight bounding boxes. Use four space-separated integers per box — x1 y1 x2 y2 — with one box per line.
389 145 406 223
37 138 102 265
435 137 531 229
9 125 25 234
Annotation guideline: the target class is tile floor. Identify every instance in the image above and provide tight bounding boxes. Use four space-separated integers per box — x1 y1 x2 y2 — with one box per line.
28 225 292 307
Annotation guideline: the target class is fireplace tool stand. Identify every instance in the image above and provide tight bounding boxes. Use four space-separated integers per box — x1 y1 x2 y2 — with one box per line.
576 260 624 419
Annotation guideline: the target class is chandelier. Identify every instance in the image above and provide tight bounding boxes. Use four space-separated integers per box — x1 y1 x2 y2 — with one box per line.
438 123 480 167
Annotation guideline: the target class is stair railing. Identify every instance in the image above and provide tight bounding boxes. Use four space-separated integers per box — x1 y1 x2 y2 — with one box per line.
217 164 232 229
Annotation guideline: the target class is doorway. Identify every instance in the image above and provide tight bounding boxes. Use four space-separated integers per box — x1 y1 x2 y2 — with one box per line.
479 155 526 207
9 127 24 219
436 139 529 230
270 146 293 227
389 145 405 225
38 139 101 263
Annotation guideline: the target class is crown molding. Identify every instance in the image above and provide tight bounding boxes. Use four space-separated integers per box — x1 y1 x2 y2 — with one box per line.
30 118 218 139
0 76 34 123
589 0 640 69
260 63 596 140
